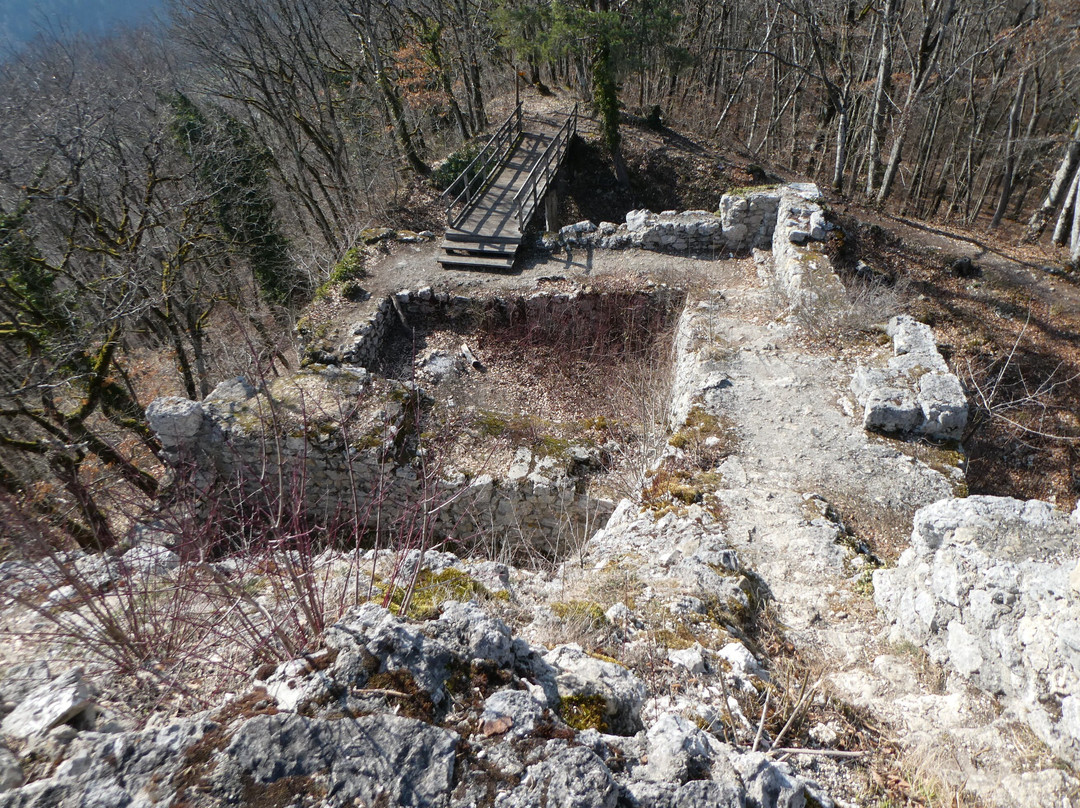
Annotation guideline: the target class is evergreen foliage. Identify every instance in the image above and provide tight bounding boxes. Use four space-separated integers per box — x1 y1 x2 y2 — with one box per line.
167 93 302 306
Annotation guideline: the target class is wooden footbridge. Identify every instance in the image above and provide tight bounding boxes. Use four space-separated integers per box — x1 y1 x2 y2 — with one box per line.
439 104 578 271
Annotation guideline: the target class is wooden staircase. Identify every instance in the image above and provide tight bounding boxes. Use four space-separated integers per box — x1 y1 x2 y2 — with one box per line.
439 228 519 271
438 104 577 272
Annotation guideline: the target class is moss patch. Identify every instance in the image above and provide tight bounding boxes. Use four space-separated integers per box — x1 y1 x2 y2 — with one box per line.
668 406 738 467
560 693 609 732
380 568 490 621
552 600 609 629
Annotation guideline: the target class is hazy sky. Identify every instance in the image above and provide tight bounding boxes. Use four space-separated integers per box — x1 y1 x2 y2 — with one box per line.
0 0 165 53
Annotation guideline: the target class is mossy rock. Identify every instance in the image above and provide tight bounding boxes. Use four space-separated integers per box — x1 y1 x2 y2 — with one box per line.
359 227 395 245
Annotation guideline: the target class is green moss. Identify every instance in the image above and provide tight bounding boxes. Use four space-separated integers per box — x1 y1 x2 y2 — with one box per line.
552 600 608 628
359 227 394 244
314 246 370 300
853 568 875 597
642 466 715 510
649 625 699 651
560 693 609 732
669 406 732 454
723 183 781 197
533 435 572 458
468 411 588 463
579 415 619 433
381 568 490 621
587 650 621 665
332 247 367 283
474 411 508 437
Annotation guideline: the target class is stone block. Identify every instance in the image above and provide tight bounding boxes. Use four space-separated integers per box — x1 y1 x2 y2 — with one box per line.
888 315 938 357
1 668 92 739
917 372 968 440
862 387 923 434
146 397 205 448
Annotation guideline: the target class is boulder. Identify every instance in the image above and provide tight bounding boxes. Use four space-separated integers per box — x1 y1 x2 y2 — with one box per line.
497 741 617 808
1 669 93 740
479 690 548 740
851 316 967 440
640 712 721 784
219 713 457 807
145 397 205 448
544 644 646 735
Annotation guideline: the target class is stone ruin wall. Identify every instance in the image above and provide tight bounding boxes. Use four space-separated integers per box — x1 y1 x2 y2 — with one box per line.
150 288 687 559
149 183 966 559
149 374 613 560
140 180 1080 779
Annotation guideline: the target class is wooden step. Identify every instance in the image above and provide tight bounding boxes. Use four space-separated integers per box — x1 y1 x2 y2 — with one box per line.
440 239 518 255
438 253 516 270
444 228 521 245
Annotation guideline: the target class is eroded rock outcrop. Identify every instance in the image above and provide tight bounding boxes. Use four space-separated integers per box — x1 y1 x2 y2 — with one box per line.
875 495 1080 764
0 596 837 808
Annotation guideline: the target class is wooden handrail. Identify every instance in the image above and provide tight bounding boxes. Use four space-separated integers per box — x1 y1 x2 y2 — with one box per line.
514 106 578 231
441 104 523 228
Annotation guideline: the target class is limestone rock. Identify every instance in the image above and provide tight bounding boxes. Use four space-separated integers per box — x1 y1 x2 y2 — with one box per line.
0 747 22 792
730 750 832 808
640 712 721 784
120 545 181 578
1 669 93 740
218 713 457 807
429 600 517 669
479 690 547 739
497 741 617 808
324 603 453 707
204 376 256 404
862 387 923 434
668 644 706 675
0 662 52 710
917 372 968 439
851 316 967 440
544 644 646 735
875 496 1080 763
145 397 205 448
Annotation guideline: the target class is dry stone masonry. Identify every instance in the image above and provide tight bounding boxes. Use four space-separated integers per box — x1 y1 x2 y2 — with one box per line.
768 184 846 305
148 371 612 559
8 179 1041 808
851 314 968 440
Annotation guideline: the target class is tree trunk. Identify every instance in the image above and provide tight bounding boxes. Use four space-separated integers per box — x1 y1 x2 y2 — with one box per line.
1052 163 1079 246
592 38 628 186
1024 112 1080 242
990 70 1027 230
866 0 896 197
833 93 850 192
1072 171 1080 264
